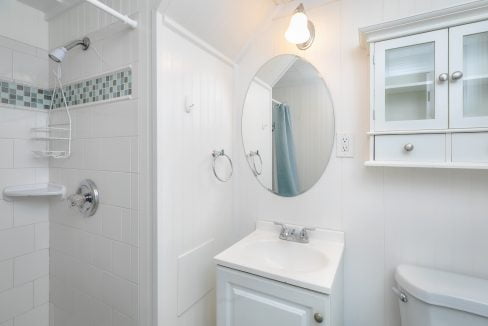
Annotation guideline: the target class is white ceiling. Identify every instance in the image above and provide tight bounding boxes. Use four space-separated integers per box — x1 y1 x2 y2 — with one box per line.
17 0 82 18
162 0 280 61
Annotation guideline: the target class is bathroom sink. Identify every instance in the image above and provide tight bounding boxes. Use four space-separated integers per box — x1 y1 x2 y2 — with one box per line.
214 221 344 294
242 240 328 273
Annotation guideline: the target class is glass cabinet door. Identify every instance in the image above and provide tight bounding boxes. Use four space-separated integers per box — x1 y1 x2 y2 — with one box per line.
450 20 488 128
374 30 449 131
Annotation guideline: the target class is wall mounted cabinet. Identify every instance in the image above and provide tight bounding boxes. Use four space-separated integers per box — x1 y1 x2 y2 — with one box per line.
360 1 488 169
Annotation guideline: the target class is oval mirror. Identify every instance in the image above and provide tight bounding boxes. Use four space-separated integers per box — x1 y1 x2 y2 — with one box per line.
242 55 335 197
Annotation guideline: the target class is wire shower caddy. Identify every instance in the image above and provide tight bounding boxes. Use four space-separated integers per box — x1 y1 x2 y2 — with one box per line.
31 65 72 159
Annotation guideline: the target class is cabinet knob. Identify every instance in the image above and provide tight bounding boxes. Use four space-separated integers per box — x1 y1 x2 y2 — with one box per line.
314 313 324 323
404 143 414 152
438 73 448 82
451 71 463 80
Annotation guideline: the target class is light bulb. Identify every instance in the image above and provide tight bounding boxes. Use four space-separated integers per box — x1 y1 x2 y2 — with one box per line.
285 11 310 44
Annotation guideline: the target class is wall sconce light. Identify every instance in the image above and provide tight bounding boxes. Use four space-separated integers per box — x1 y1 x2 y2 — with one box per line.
285 3 315 50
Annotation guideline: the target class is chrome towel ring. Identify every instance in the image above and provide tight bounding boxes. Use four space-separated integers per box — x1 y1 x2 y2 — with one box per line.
248 150 263 176
212 149 233 182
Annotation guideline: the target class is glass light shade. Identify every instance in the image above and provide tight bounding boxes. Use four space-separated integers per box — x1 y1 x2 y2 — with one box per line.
285 12 310 44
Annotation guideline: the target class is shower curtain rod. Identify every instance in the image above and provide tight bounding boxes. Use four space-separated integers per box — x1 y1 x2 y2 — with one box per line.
85 0 138 28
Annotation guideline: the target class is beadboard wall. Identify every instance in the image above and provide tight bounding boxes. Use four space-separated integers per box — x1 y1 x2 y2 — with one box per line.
156 16 235 326
234 1 488 326
0 37 50 326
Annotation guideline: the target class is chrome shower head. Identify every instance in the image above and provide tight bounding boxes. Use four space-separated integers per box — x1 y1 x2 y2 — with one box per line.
48 37 91 63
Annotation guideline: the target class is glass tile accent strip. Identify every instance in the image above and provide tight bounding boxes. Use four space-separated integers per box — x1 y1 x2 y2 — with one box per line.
0 67 132 110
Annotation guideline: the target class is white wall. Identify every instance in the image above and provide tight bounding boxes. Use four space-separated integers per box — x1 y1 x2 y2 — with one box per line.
234 1 488 326
0 33 50 326
47 6 143 326
156 16 235 326
0 0 48 50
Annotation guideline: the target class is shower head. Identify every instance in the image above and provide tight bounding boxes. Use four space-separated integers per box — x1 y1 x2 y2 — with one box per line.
48 37 91 63
48 47 67 63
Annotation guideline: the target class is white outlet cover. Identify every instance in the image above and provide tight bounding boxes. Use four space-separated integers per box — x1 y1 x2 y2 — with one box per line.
336 133 354 158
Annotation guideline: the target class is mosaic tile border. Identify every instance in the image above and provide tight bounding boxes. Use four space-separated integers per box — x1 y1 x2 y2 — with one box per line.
0 67 132 110
0 82 52 109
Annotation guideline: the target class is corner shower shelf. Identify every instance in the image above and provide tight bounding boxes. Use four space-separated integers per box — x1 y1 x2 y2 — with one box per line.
3 183 66 198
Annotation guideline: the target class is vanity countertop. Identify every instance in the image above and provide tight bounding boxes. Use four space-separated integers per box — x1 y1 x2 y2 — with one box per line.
214 220 344 294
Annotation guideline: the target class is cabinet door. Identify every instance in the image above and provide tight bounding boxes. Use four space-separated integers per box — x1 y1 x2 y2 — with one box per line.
449 20 488 128
373 30 449 131
217 267 329 326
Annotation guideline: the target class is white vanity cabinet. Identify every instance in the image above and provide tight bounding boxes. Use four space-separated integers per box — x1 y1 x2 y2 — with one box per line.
361 2 488 169
217 267 337 326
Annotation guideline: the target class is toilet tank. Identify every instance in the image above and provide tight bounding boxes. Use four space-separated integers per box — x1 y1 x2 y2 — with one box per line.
394 265 488 326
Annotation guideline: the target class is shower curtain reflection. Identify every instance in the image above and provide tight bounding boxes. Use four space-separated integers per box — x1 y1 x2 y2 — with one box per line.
272 103 299 196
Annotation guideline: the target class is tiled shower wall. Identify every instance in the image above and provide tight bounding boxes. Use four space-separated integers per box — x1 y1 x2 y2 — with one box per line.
48 11 140 326
0 36 50 326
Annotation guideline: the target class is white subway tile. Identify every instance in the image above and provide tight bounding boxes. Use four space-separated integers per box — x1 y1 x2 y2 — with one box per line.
13 51 49 89
0 260 13 292
101 273 137 318
120 209 138 246
35 222 49 250
101 205 123 240
0 169 36 193
0 46 13 80
0 200 13 230
50 277 74 313
0 226 35 261
100 29 137 71
0 109 38 140
13 139 49 169
75 231 93 263
91 100 137 138
112 310 136 326
0 140 13 169
50 224 78 256
0 36 37 57
34 275 49 306
112 242 132 282
13 303 49 326
13 199 49 226
34 168 49 184
14 249 49 286
0 283 33 323
92 235 112 271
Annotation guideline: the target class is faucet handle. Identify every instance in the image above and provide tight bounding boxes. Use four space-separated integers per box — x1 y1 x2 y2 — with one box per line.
299 227 316 242
274 222 289 237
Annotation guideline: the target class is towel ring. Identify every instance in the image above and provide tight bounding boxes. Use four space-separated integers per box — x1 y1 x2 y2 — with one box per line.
212 149 233 182
249 150 263 176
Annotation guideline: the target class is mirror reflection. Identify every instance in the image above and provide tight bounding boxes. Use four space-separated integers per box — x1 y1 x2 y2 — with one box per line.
242 55 335 197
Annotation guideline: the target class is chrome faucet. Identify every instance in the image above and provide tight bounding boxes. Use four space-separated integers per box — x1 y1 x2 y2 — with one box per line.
274 222 315 243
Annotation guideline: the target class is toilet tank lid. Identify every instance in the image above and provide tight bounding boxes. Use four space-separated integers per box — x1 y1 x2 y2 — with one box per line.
395 265 488 318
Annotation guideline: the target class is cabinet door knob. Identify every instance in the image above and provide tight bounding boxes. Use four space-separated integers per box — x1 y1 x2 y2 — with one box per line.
438 73 448 82
314 313 324 323
404 143 414 152
451 71 463 80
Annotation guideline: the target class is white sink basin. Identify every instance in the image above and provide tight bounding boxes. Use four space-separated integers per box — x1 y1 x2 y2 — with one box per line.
242 240 328 273
214 221 344 294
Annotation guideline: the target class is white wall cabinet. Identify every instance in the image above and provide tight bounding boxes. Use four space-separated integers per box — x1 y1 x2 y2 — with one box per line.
361 4 488 169
217 266 335 326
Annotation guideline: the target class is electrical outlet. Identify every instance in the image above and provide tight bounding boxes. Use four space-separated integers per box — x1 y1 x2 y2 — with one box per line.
336 134 354 158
